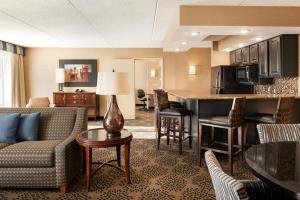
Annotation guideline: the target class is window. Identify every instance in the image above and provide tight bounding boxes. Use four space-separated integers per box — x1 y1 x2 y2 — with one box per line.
0 50 13 107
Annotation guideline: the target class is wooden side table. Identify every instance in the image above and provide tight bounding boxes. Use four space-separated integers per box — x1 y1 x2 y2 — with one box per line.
76 128 132 191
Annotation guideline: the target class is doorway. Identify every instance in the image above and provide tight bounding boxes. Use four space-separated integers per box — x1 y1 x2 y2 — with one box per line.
134 58 163 111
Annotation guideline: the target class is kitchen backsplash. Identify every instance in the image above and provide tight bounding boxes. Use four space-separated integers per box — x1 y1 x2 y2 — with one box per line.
254 77 298 95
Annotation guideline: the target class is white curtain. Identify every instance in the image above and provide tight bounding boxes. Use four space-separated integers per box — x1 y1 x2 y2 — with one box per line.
0 50 26 107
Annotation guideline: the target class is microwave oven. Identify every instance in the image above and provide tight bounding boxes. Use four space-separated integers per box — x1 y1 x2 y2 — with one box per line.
236 65 258 84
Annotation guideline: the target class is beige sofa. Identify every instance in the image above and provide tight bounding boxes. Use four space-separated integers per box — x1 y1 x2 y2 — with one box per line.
0 107 87 193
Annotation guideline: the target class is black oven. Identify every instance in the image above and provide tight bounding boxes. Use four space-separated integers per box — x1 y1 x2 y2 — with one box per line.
236 65 258 84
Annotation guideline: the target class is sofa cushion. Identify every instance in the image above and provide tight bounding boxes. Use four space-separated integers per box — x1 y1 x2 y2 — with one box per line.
0 140 62 167
0 143 10 150
17 112 41 142
0 113 21 144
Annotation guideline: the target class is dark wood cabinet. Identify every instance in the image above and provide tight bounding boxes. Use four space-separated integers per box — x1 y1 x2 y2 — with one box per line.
53 92 99 119
230 51 236 65
249 44 258 64
242 46 250 64
268 35 298 77
235 49 242 64
258 41 269 78
269 36 281 77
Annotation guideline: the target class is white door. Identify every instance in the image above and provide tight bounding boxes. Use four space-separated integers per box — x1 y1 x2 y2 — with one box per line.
105 59 135 119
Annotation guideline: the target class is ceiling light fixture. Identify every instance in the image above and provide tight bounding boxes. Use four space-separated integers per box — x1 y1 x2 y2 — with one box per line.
240 30 249 34
191 32 200 36
181 41 187 45
255 37 263 41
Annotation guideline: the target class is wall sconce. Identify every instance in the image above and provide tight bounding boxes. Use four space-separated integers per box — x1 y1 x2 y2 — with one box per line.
188 65 196 75
150 69 156 77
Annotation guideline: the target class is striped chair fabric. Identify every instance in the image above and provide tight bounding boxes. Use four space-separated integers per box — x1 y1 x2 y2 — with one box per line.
205 150 249 200
206 150 291 200
257 124 300 143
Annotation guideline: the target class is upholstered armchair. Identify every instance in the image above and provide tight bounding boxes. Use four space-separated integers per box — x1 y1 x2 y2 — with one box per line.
257 124 300 143
26 97 55 108
0 107 87 193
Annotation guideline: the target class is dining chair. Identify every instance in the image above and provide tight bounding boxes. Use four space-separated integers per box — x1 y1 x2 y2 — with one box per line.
257 124 300 143
205 150 289 200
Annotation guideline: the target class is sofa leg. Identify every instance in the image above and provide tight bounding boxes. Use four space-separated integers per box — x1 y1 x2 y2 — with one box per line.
60 186 68 194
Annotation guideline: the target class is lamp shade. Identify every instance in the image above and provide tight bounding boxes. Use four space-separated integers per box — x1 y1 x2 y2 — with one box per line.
96 72 129 95
56 68 65 83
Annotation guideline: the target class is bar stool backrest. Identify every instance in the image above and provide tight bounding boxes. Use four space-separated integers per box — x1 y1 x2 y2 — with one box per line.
153 89 169 111
274 97 295 124
229 97 246 127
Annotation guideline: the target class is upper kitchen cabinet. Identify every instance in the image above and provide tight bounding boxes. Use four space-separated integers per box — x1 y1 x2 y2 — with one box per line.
258 40 269 78
249 44 258 64
268 35 298 77
235 49 242 64
230 51 236 65
242 46 250 64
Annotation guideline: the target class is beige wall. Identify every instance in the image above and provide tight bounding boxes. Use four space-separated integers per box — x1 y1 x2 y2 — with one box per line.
163 48 211 93
24 47 212 116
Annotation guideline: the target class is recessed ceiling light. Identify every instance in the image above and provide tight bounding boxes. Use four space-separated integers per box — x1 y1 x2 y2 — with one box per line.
175 48 180 52
238 43 244 48
191 32 200 36
255 37 263 41
240 30 249 34
181 41 187 45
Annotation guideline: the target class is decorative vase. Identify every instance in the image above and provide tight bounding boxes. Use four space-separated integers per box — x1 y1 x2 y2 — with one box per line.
103 95 124 133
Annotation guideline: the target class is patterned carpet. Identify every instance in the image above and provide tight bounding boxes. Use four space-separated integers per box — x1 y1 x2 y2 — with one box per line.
0 139 254 200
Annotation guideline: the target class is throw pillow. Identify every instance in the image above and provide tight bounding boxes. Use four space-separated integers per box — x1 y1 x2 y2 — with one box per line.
0 113 21 144
17 112 41 141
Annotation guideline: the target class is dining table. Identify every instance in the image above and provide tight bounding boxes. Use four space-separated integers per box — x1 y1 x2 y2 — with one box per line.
245 141 300 199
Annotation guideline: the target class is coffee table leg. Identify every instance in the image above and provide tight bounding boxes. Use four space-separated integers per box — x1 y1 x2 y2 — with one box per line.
124 142 131 184
85 146 92 191
116 145 121 167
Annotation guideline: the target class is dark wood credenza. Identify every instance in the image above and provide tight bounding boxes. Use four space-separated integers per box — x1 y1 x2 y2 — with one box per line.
53 92 99 119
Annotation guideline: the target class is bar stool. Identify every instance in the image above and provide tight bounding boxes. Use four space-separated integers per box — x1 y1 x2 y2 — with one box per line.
244 97 295 145
245 96 295 124
198 97 246 175
154 90 192 155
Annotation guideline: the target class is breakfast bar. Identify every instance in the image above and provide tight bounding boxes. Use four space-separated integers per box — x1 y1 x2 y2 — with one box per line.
168 90 300 151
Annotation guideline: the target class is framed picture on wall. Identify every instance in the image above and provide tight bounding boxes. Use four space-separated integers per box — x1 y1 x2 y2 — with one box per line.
59 59 97 87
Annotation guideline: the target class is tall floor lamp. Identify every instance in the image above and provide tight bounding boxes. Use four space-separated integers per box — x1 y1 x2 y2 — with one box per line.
96 71 129 135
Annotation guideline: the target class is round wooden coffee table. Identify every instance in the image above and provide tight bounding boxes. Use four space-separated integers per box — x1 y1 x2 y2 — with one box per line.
76 128 133 191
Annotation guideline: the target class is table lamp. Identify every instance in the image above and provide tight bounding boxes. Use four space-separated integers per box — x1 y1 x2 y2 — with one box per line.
96 71 129 134
56 68 65 91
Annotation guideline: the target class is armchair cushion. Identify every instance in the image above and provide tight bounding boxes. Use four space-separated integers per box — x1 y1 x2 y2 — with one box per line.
17 112 41 142
0 140 62 167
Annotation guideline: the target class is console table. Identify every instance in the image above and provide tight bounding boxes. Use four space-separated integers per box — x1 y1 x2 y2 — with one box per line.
53 92 99 119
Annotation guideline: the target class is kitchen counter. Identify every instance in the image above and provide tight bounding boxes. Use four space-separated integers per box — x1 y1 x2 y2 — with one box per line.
168 90 299 100
168 89 300 152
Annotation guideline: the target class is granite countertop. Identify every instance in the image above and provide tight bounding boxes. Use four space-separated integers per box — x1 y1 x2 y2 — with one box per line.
168 90 299 100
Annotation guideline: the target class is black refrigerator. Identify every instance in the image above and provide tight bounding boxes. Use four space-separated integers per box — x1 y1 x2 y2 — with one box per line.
211 65 252 94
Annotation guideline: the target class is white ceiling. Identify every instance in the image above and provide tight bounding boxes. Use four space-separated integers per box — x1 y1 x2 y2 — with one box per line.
0 0 300 49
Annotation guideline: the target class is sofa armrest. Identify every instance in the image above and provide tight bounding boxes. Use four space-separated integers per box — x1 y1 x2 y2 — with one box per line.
54 108 87 187
55 132 81 187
